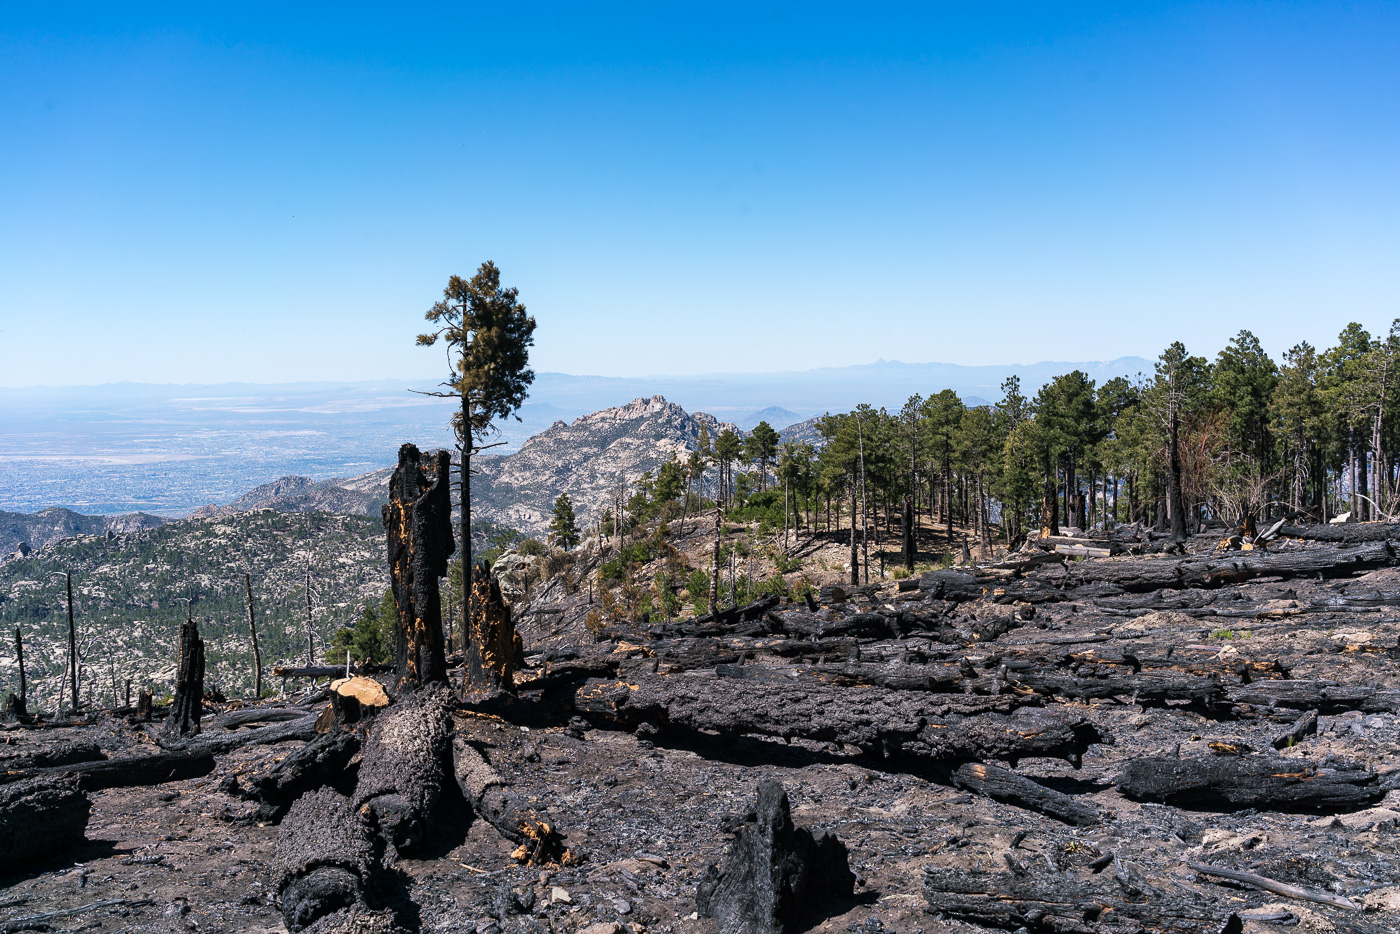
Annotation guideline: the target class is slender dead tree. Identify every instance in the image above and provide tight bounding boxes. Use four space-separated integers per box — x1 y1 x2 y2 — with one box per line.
245 573 262 700
66 573 78 709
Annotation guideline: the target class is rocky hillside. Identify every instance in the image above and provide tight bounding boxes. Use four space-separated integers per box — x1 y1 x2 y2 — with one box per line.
0 507 167 558
0 510 386 705
471 395 736 533
188 470 392 520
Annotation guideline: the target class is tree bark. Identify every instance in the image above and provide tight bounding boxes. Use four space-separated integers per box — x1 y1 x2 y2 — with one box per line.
902 494 915 571
848 476 859 586
465 562 519 697
384 443 455 689
163 618 204 738
0 776 90 873
1117 755 1382 812
66 573 78 710
245 573 262 700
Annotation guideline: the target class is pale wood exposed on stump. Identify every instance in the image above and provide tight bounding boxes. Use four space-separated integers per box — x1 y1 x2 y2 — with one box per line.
465 561 519 697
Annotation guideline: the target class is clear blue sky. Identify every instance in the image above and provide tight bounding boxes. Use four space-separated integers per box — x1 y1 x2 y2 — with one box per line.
2 2 1397 387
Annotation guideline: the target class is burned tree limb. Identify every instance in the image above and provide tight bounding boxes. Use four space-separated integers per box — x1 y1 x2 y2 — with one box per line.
0 776 90 873
922 864 1240 932
0 739 103 771
383 443 455 690
952 762 1102 826
1188 861 1360 911
0 750 214 791
190 716 319 755
573 673 1102 767
239 730 361 821
1225 679 1400 715
353 685 452 854
1116 755 1383 812
1277 523 1400 543
1271 709 1319 749
217 707 316 729
450 734 566 864
1008 668 1225 708
163 618 205 738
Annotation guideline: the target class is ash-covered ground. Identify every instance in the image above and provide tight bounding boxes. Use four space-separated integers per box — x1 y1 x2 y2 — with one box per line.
4 527 1400 934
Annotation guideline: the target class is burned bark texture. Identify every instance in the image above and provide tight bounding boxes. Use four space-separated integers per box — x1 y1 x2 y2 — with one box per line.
383 443 455 690
0 776 90 873
952 762 1102 826
574 673 1103 767
274 788 388 933
353 685 452 854
0 750 215 791
922 864 1241 932
696 781 853 934
1116 755 1383 812
465 561 520 697
451 735 566 864
240 730 362 821
164 618 205 738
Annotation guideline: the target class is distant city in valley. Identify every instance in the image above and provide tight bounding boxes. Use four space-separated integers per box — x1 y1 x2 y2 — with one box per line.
0 357 1151 516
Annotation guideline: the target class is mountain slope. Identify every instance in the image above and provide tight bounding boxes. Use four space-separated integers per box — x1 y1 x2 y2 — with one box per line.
1 507 167 557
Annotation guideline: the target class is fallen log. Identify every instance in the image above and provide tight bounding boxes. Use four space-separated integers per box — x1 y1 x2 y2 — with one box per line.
712 661 965 693
951 762 1102 826
274 788 387 933
240 730 361 821
0 749 215 791
274 666 358 680
0 776 89 873
697 780 853 934
1277 522 1400 543
0 898 155 934
1007 668 1224 708
573 673 1103 767
0 739 104 771
216 707 314 729
1225 679 1400 715
922 864 1241 932
189 716 319 755
1033 541 1393 593
450 735 567 865
1116 755 1383 812
353 686 452 854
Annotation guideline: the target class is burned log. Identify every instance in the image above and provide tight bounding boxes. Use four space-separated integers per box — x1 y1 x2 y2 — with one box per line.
189 716 319 755
465 562 521 697
951 762 1102 826
451 735 566 864
696 780 854 934
163 618 205 738
240 730 361 821
922 864 1241 932
0 776 90 873
352 685 452 854
573 673 1102 767
1033 541 1393 593
1277 522 1400 543
216 707 314 729
0 749 214 790
1008 668 1224 708
383 443 455 690
1225 679 1400 715
1116 755 1383 812
1271 709 1318 749
0 739 103 771
713 660 965 694
275 788 387 933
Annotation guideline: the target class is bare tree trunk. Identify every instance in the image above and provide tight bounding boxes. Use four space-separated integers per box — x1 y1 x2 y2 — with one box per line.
857 417 869 586
66 573 78 709
304 559 314 666
13 628 24 706
902 494 915 571
709 510 721 616
245 573 262 700
849 477 859 586
978 474 991 560
1167 403 1188 543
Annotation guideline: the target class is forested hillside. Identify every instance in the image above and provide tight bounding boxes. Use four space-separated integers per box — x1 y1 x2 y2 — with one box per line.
0 510 385 710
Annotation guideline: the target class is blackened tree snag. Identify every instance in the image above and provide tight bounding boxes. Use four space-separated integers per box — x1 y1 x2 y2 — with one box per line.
164 618 205 738
15 626 26 708
696 780 854 934
245 573 262 700
66 573 78 710
902 493 915 571
383 443 455 689
0 776 90 873
465 560 519 697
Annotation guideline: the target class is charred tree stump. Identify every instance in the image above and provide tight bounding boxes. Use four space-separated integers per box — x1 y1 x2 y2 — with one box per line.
922 863 1241 932
1 693 25 724
13 626 25 710
383 443 455 690
952 762 1102 826
239 730 361 822
1116 755 1383 812
451 735 567 864
352 685 452 854
902 494 915 571
0 776 90 873
274 788 391 933
134 690 153 722
163 618 205 738
465 561 520 698
696 780 854 934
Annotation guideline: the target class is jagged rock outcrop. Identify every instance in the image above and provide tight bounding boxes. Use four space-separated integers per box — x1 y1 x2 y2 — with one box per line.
470 396 738 533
